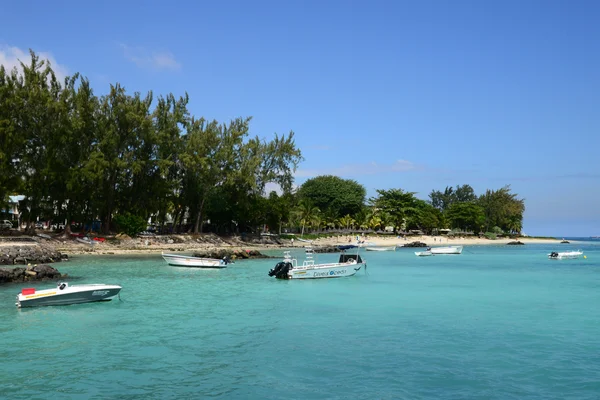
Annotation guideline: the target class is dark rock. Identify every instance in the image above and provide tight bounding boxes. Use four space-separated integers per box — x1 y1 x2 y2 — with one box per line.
560 240 570 244
507 241 525 245
0 245 67 265
402 241 428 248
313 246 341 253
192 249 272 260
0 264 62 284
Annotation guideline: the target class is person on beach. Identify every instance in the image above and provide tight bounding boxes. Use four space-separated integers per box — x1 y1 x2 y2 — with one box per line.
291 238 294 247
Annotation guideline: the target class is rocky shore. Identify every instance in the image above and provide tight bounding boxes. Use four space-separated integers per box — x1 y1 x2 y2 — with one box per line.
401 241 428 248
0 264 64 284
0 240 69 265
192 248 273 259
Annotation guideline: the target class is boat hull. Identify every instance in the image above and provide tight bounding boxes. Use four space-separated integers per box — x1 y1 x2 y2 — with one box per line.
365 246 396 252
415 251 433 256
548 251 583 260
288 262 364 279
17 284 121 308
162 253 226 268
430 246 463 254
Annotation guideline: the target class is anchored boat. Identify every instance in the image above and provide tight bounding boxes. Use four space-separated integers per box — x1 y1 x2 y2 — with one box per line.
429 245 463 255
268 246 366 279
16 282 122 308
162 252 230 268
548 250 583 260
415 248 434 256
365 245 397 252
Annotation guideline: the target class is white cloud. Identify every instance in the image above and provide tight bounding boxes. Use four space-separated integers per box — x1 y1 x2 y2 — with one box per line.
296 159 419 178
119 43 181 71
0 45 69 81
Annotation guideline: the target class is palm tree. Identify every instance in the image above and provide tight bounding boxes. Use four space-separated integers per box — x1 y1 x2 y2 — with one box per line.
295 200 320 236
368 215 382 231
338 214 355 230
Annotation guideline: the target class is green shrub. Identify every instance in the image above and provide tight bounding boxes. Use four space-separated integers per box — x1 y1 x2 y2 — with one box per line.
484 232 497 240
113 213 147 237
492 226 504 235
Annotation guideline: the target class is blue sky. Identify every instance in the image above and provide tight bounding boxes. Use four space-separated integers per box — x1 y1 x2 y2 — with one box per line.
1 0 599 236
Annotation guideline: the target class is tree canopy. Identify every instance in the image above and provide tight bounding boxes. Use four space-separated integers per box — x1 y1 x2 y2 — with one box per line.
0 50 302 235
0 50 526 238
297 175 366 220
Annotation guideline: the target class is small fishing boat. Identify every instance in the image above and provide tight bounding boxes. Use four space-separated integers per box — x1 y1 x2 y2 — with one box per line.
365 245 397 252
162 252 229 268
16 282 122 308
415 249 433 256
548 250 583 260
268 246 366 279
430 245 463 255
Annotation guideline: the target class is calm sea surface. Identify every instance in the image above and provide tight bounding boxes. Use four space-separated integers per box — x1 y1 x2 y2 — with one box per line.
1 240 600 399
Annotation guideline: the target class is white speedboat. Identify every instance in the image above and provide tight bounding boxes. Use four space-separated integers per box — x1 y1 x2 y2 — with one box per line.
16 282 122 308
415 250 433 256
268 247 366 279
162 252 229 268
430 245 463 255
548 250 583 260
365 245 396 252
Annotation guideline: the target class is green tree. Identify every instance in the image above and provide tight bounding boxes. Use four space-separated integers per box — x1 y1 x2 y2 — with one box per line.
0 63 25 212
297 175 366 220
294 200 320 236
445 202 485 232
429 184 476 211
369 189 418 232
478 185 524 232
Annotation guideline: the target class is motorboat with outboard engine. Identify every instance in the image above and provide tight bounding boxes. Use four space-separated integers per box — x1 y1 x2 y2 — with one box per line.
268 247 366 279
16 282 122 308
162 252 230 268
548 250 583 260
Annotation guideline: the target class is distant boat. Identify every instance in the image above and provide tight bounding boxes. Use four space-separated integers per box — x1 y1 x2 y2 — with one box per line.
365 246 397 252
414 250 433 257
337 244 357 250
430 246 463 255
162 252 229 268
548 250 583 260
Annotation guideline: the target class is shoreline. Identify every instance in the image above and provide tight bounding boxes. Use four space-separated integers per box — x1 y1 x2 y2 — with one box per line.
10 235 578 257
0 233 583 258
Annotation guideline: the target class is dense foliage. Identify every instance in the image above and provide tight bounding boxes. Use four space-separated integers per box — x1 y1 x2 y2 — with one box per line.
0 51 302 235
297 176 365 219
0 51 525 238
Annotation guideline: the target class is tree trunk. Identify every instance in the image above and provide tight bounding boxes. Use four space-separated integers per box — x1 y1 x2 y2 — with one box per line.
193 196 206 234
193 210 201 233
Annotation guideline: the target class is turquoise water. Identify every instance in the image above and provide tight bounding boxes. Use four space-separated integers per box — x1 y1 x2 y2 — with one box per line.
1 242 600 399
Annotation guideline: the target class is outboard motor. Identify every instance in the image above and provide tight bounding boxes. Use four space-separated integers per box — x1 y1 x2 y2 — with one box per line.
275 262 293 279
268 262 293 279
268 262 286 277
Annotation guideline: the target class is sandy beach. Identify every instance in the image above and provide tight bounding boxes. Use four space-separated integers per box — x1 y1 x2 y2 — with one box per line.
0 233 571 257
310 235 565 247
